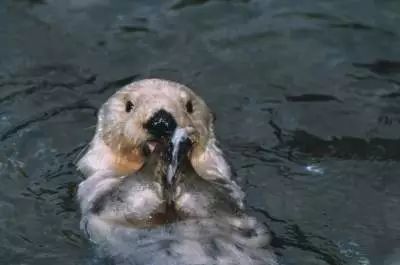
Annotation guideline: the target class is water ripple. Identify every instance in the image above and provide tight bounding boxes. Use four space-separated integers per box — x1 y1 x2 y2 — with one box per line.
251 207 343 265
0 101 97 141
286 130 400 161
353 60 400 75
285 94 341 103
170 0 210 10
93 74 141 94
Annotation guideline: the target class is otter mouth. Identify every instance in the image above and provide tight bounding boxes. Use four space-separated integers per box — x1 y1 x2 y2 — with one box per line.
143 128 193 186
144 139 163 154
165 128 192 185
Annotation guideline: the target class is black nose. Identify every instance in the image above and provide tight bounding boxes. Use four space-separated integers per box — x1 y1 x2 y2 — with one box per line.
144 109 177 138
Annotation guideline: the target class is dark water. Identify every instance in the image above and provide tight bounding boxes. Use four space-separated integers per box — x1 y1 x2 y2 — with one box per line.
1 0 400 264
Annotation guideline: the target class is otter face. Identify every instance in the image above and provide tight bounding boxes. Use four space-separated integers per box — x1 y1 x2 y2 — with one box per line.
78 79 231 184
99 79 211 151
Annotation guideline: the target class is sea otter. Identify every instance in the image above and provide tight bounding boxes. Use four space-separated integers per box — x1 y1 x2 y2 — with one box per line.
77 79 277 265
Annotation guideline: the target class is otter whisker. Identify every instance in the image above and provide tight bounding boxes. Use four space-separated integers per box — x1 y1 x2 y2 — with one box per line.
73 142 91 165
108 105 125 112
83 124 97 131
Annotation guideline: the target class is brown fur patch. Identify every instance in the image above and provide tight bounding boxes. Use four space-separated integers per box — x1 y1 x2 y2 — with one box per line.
112 148 144 175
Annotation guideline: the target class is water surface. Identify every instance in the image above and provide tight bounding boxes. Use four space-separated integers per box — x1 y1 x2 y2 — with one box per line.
1 0 400 264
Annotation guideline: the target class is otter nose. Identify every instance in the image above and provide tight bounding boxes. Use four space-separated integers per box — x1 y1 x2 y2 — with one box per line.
144 109 177 138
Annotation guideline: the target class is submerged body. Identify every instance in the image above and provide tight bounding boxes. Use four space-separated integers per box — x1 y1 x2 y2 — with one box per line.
81 149 275 265
77 79 277 265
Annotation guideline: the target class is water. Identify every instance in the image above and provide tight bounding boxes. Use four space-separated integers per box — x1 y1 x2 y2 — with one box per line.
1 0 400 264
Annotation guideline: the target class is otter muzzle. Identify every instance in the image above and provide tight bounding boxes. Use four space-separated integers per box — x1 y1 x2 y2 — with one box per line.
144 109 177 139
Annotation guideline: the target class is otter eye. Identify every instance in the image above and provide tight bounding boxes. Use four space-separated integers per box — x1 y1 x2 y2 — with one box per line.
186 100 193 114
125 100 134 113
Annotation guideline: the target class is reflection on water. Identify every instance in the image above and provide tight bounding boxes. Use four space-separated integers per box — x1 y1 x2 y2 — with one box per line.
1 0 400 264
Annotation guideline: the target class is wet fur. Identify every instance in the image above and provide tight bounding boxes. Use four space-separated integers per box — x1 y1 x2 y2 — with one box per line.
77 79 277 265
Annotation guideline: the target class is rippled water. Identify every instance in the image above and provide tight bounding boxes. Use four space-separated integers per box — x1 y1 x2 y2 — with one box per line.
1 0 400 264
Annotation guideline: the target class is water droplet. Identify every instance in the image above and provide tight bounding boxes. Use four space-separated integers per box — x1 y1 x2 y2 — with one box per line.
305 164 324 174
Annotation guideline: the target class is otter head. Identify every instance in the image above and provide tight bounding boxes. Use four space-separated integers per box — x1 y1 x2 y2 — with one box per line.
78 79 232 183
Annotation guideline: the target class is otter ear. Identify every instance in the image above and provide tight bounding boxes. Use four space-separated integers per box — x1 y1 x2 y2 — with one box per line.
77 136 144 177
